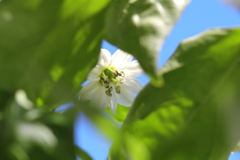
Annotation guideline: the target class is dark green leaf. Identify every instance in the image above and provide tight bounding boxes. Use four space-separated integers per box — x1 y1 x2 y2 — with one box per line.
0 0 110 108
104 0 190 85
109 28 240 160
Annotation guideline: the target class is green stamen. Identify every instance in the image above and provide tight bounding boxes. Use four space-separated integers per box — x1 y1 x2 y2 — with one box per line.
100 67 125 91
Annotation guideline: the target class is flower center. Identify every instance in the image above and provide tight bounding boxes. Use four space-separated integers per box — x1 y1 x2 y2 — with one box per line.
100 67 125 97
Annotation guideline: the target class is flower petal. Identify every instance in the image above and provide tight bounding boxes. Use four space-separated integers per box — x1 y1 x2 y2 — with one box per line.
123 78 143 93
87 65 102 81
89 86 108 111
79 82 100 100
117 86 134 107
123 60 143 78
110 49 133 68
89 91 101 108
110 90 118 114
98 49 111 67
79 48 143 113
98 87 109 111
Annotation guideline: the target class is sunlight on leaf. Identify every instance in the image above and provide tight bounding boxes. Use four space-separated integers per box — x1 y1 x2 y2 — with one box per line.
109 28 240 160
105 0 190 83
17 122 58 151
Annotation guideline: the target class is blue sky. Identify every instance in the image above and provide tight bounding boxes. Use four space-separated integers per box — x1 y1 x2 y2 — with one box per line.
75 0 240 159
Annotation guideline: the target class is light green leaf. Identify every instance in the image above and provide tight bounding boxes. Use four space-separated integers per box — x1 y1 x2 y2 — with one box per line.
109 28 240 160
61 0 110 22
104 0 190 85
105 104 130 123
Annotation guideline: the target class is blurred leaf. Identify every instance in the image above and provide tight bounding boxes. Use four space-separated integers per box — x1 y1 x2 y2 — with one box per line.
0 0 110 108
61 0 110 21
233 140 240 152
109 28 240 160
17 122 58 150
4 94 78 160
0 1 113 158
74 100 120 141
75 145 93 160
0 0 60 91
104 0 190 85
105 104 130 123
0 89 13 111
220 0 240 10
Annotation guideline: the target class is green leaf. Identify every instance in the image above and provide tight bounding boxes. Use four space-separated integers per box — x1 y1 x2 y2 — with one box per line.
75 145 93 160
0 90 77 160
109 28 240 160
105 104 130 123
0 0 61 91
0 89 14 111
75 101 119 141
233 140 240 152
104 0 190 85
0 0 110 108
61 0 110 22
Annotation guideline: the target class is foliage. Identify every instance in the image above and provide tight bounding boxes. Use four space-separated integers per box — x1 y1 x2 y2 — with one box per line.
0 0 240 160
109 28 240 160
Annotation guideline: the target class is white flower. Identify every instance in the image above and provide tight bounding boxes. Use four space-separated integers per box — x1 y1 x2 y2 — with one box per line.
79 49 143 114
